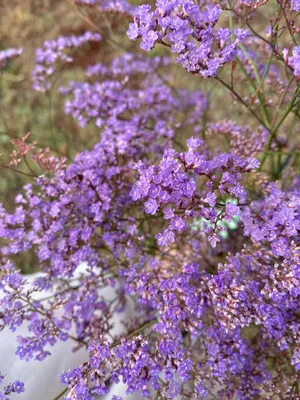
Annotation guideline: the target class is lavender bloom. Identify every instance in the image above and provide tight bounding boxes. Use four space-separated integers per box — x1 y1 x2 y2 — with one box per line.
127 1 248 78
238 0 256 5
86 53 170 77
291 0 300 11
287 46 300 79
74 0 133 14
60 54 180 132
0 48 23 70
131 139 258 247
206 120 269 156
32 32 102 91
145 198 159 215
0 374 24 399
1 0 300 398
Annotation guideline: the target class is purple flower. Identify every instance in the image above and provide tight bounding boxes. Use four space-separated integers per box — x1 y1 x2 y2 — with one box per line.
187 137 203 150
12 382 24 394
0 48 23 70
287 46 300 78
32 32 102 91
291 0 300 11
225 202 240 217
145 198 159 215
163 206 175 219
156 229 175 245
0 4 299 399
127 1 247 78
195 383 208 397
127 22 139 40
204 192 217 207
141 30 159 51
171 216 186 231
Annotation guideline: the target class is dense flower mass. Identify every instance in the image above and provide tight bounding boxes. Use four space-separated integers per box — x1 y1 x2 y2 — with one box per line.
60 54 177 129
127 1 249 77
131 140 258 247
1 0 300 399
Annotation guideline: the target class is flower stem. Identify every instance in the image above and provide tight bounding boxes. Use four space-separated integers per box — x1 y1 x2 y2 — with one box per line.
215 76 267 129
52 387 68 400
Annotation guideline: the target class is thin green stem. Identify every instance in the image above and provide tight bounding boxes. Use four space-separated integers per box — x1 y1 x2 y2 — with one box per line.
112 318 158 349
259 88 300 170
236 59 271 129
258 52 273 91
287 113 297 141
278 0 298 45
224 5 291 71
23 156 38 177
172 137 185 151
52 387 68 400
277 76 295 109
272 88 299 132
239 44 261 83
0 164 37 178
215 76 267 129
236 59 257 93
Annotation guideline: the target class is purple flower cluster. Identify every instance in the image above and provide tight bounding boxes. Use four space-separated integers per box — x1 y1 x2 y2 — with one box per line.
127 1 248 77
60 77 176 129
0 374 24 399
291 0 300 11
0 48 23 70
59 52 207 148
206 120 269 156
1 0 300 398
131 138 258 247
286 46 300 79
85 53 170 78
74 0 133 14
32 32 102 91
